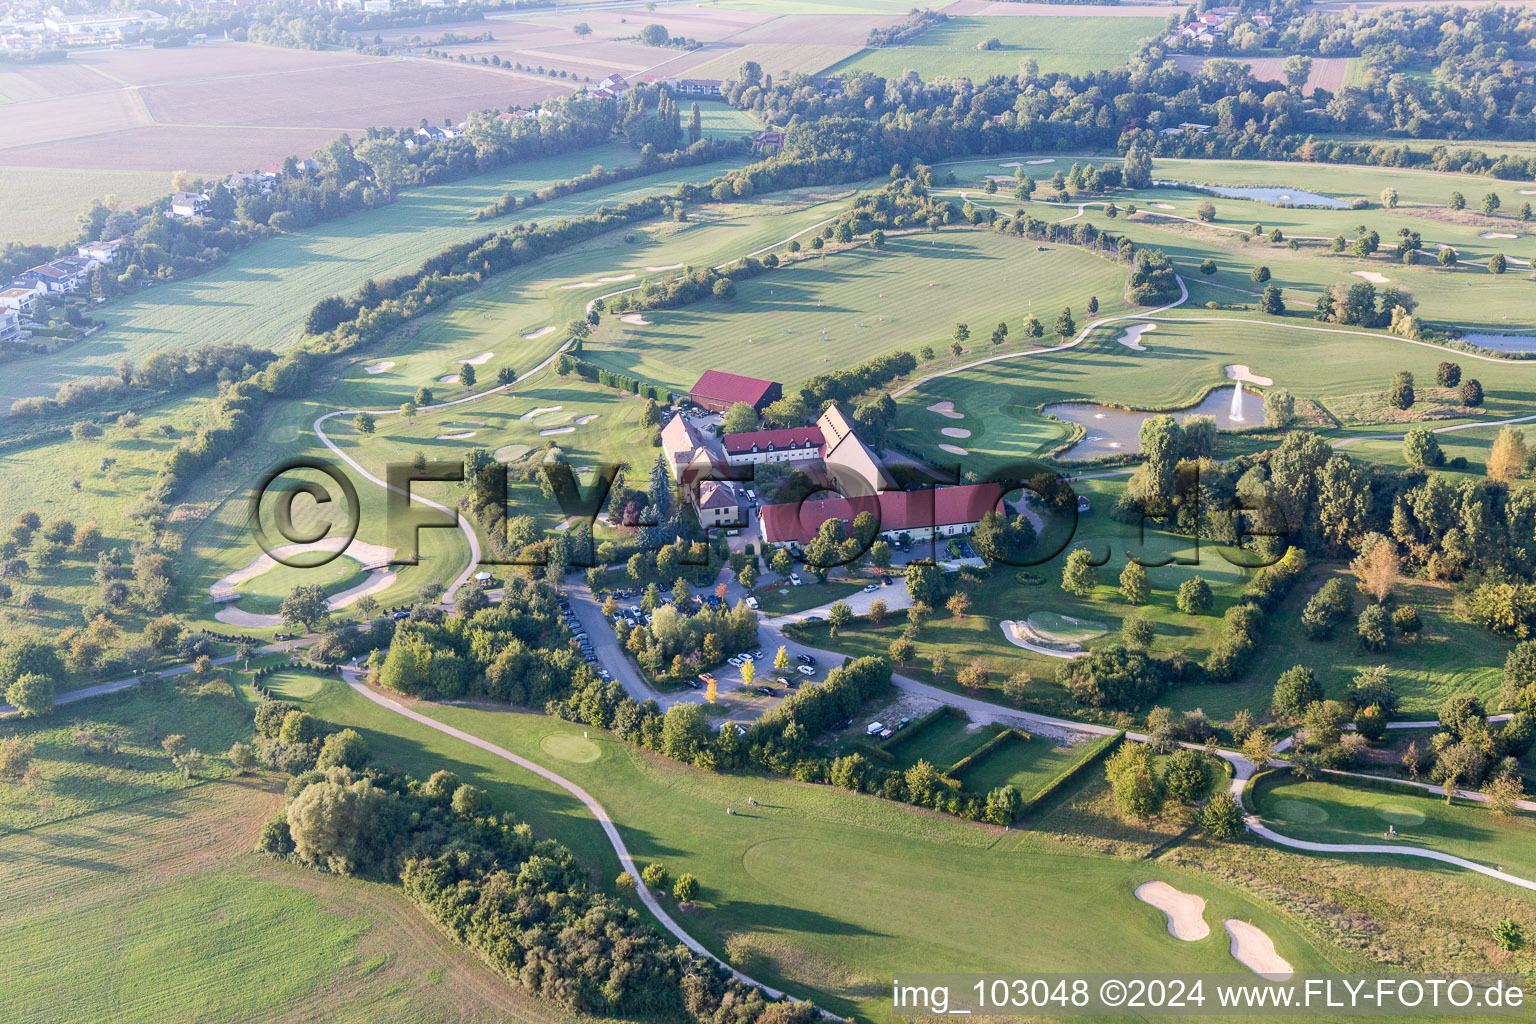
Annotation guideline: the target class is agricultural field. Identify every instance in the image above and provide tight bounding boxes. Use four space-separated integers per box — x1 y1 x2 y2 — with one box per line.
827 15 1165 79
0 165 169 244
0 780 606 1024
0 43 570 175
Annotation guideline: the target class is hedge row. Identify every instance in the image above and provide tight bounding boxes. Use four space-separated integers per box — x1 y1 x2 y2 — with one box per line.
946 726 1022 779
1016 730 1125 818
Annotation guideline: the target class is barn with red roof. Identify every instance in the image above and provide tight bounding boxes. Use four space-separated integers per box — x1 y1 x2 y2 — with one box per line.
688 370 782 413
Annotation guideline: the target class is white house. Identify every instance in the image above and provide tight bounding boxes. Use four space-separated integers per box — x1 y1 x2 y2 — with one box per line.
17 259 89 293
170 191 209 218
696 481 744 528
0 284 43 315
76 238 127 264
0 308 21 343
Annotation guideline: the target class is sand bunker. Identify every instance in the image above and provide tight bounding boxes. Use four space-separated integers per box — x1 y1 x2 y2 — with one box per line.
522 325 555 339
1117 323 1158 351
1224 920 1293 979
1026 158 1055 164
209 538 395 601
457 351 493 365
927 401 964 420
1000 620 1082 659
495 444 532 462
560 273 637 289
1481 231 1518 239
941 427 971 438
576 414 599 425
1351 270 1389 284
520 405 563 421
436 431 476 440
937 443 968 456
437 374 458 383
1149 202 1176 210
540 426 576 436
619 313 652 326
645 263 683 271
214 607 282 628
330 568 397 609
363 360 395 374
1225 364 1273 386
1136 882 1210 941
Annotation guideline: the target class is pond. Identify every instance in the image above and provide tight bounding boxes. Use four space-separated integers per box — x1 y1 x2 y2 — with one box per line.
1153 180 1351 209
1045 384 1255 460
1459 332 1536 353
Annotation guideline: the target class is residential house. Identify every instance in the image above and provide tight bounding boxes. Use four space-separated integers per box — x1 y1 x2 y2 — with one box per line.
0 284 43 315
42 9 166 33
598 73 628 93
750 129 784 154
0 307 21 343
170 191 209 218
674 78 721 96
696 481 744 528
76 237 127 264
17 258 89 293
226 170 276 193
660 412 723 484
688 369 782 413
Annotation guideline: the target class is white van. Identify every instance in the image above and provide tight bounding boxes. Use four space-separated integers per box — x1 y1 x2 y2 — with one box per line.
865 721 885 736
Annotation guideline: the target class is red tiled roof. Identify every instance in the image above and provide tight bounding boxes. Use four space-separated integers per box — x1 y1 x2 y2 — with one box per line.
690 370 777 408
697 481 740 509
723 426 823 456
758 483 1003 544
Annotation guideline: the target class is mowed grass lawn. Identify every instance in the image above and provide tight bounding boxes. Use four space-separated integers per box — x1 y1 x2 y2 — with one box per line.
3 144 743 408
885 713 997 771
955 732 1090 799
0 781 604 1024
828 16 1163 79
279 676 1342 1020
1252 773 1536 881
585 229 1133 392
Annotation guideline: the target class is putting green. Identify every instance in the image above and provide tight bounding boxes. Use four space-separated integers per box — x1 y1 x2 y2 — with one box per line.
1273 799 1329 824
495 444 532 462
1024 611 1108 642
267 674 324 699
1376 802 1427 827
539 733 602 763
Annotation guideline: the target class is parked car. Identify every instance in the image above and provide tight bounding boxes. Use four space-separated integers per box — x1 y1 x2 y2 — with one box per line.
897 717 912 730
755 686 776 697
699 672 717 686
745 596 759 609
751 649 764 659
391 611 410 621
797 665 816 677
832 717 853 731
881 576 892 586
684 678 701 689
728 656 744 667
863 584 879 593
796 654 816 665
879 728 894 739
803 615 823 623
789 573 802 586
865 721 885 736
